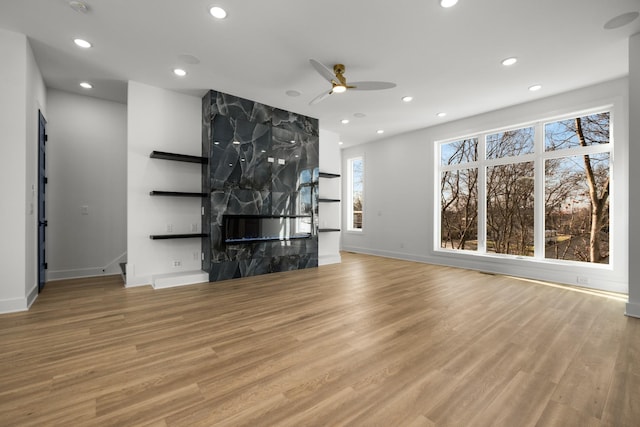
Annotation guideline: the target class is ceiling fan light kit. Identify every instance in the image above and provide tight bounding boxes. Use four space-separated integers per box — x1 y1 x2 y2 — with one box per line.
308 59 396 105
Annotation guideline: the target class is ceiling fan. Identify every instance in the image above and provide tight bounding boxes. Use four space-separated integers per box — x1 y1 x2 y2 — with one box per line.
308 59 396 105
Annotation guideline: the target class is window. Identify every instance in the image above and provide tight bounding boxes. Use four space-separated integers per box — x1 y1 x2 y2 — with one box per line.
296 168 315 235
440 138 478 250
437 111 611 265
485 127 535 257
544 113 610 263
348 157 364 231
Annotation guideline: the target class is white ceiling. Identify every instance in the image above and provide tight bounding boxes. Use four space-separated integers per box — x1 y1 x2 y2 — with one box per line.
1 0 639 147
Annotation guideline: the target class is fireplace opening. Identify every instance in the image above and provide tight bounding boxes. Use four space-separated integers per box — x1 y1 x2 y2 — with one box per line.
223 215 312 244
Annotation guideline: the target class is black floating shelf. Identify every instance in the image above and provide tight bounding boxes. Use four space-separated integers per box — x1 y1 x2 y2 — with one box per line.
319 172 341 178
150 151 207 164
149 233 208 240
318 228 341 232
150 191 207 197
318 198 341 203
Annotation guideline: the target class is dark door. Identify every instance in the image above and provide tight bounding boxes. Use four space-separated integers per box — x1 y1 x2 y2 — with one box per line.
38 110 47 292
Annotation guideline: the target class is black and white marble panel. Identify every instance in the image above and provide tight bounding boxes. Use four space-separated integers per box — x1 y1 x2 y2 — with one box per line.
272 108 319 136
209 116 272 191
202 89 319 282
209 92 273 125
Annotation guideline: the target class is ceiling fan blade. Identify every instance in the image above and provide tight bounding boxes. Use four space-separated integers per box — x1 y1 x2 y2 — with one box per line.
309 90 332 105
309 59 337 84
349 81 397 91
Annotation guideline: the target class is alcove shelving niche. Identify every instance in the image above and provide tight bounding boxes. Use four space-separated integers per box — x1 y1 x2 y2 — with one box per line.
318 171 341 233
148 150 208 240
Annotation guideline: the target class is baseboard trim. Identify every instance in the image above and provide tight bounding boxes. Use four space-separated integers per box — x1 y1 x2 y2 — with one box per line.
0 297 29 314
26 283 38 309
46 252 127 282
341 246 431 264
319 253 342 266
341 245 628 294
125 274 152 288
152 270 209 289
47 268 107 281
625 301 640 318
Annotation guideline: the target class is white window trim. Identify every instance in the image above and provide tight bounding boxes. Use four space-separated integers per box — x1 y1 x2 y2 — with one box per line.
435 106 615 270
347 156 364 233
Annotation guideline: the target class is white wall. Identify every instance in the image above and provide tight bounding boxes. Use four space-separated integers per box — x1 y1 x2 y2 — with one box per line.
25 30 46 304
126 81 205 287
342 77 629 294
627 33 640 317
46 89 127 280
0 29 46 313
318 129 342 265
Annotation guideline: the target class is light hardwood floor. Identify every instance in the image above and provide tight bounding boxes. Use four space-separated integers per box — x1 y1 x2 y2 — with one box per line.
1 252 638 426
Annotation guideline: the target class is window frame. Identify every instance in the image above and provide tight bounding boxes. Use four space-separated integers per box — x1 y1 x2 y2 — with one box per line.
347 156 364 232
435 107 614 269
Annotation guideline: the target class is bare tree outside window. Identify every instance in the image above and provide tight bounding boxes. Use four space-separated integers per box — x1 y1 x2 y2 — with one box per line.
438 113 610 265
544 113 610 263
441 139 478 250
486 161 535 256
486 127 535 159
441 168 478 250
485 127 535 256
349 158 364 230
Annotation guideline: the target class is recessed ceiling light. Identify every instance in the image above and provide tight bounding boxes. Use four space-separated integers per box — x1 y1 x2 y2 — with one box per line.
177 54 201 65
290 140 296 144
353 112 366 118
209 6 227 19
213 141 220 145
440 0 458 8
241 158 246 162
401 96 413 103
341 119 350 124
232 140 240 145
69 1 89 13
377 130 384 134
173 68 187 77
529 84 542 92
286 90 301 97
338 141 344 145
228 163 233 167
73 38 92 48
501 57 517 66
79 82 92 89
261 149 266 153
604 11 639 30
436 112 447 118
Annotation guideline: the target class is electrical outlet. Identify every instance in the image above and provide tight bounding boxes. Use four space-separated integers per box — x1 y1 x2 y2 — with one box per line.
173 260 181 267
191 223 198 232
577 276 589 285
166 223 173 233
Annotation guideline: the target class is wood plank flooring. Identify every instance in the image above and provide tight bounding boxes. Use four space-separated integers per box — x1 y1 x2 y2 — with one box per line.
0 252 638 426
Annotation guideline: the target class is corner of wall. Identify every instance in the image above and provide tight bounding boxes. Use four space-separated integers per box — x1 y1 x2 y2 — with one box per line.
26 284 38 309
0 297 29 314
625 301 640 318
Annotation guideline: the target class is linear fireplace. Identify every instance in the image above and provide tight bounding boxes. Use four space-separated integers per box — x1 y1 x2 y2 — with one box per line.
223 215 312 244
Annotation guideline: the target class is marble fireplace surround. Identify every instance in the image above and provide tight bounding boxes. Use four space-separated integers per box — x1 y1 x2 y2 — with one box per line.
201 90 320 282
